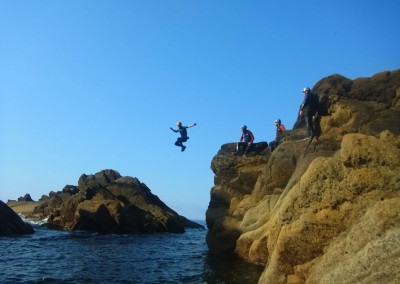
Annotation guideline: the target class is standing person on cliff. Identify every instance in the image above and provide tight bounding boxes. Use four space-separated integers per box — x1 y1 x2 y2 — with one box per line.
235 125 254 156
299 87 319 139
170 121 197 152
269 119 285 152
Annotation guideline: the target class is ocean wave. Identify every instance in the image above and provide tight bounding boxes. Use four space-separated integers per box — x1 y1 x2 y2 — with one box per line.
19 214 48 227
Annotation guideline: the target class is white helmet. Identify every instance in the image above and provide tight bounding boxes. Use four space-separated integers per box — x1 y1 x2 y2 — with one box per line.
303 87 311 93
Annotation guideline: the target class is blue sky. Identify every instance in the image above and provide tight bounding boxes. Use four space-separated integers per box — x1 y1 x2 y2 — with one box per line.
1 1 399 219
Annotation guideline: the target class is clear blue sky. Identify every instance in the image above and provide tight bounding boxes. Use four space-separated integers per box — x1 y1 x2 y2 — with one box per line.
1 1 399 219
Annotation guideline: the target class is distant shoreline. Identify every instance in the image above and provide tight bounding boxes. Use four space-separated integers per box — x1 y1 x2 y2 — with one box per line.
6 201 38 218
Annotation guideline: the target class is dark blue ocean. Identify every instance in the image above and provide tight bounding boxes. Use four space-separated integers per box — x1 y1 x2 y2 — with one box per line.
0 220 263 284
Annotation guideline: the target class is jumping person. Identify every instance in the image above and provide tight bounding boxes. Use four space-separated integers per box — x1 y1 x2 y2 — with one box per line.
170 121 197 152
269 119 285 152
235 125 254 156
299 87 319 139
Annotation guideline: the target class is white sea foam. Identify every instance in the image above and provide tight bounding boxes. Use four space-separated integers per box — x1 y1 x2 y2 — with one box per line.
19 214 48 226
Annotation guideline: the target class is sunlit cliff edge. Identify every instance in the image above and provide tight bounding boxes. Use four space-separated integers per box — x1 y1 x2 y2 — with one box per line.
206 70 400 284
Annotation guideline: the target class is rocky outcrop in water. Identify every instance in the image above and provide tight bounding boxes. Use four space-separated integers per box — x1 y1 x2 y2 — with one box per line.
206 70 400 283
9 170 202 234
0 200 34 236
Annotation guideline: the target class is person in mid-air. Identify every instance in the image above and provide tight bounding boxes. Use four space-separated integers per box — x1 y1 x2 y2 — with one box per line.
170 121 197 151
235 125 254 156
269 119 285 152
299 87 319 139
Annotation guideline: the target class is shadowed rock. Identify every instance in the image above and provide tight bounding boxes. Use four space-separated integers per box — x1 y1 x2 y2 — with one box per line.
18 193 34 202
8 170 203 234
0 200 34 236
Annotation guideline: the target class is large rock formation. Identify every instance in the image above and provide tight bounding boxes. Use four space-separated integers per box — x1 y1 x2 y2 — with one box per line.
206 70 400 283
9 170 202 234
18 193 34 202
0 200 34 236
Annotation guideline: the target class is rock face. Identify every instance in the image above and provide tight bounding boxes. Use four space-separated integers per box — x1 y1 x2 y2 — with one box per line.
9 170 202 234
206 70 400 284
0 200 34 236
18 193 34 202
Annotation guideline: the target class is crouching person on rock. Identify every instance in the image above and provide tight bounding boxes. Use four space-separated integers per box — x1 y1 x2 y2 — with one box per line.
235 125 254 157
269 118 285 152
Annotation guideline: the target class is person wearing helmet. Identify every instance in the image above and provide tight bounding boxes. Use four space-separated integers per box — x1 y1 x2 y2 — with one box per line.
299 87 319 139
269 119 286 152
170 121 197 151
235 125 255 156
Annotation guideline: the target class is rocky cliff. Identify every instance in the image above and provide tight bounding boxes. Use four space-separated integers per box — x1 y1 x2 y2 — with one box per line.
206 70 400 284
8 170 202 234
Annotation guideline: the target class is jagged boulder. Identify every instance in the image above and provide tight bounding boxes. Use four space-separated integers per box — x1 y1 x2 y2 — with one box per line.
26 185 80 220
18 193 34 202
48 170 202 233
206 69 400 283
0 200 34 236
9 169 203 234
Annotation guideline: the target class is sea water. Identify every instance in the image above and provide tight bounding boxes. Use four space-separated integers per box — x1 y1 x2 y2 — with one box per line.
0 220 264 284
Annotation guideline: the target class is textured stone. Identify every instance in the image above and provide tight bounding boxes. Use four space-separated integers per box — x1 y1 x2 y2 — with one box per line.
206 69 400 283
9 169 203 234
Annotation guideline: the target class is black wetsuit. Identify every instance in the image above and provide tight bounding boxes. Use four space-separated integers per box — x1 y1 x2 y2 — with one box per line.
175 126 188 147
300 92 319 137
